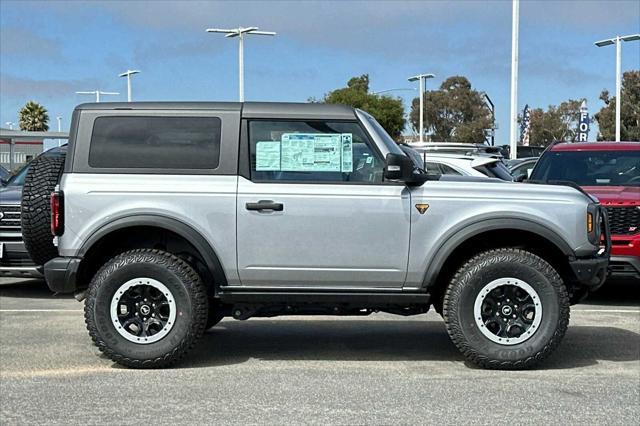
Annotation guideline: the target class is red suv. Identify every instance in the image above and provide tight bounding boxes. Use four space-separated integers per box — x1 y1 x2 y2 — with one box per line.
530 142 639 280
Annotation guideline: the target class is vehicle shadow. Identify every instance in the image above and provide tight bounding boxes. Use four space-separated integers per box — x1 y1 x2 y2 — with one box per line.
181 319 640 370
584 277 640 307
0 279 74 300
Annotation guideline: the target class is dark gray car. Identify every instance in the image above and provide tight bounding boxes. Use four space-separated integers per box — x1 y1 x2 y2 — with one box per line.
0 145 67 277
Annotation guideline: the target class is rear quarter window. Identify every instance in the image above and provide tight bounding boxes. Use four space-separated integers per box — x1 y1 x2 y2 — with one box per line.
88 116 221 169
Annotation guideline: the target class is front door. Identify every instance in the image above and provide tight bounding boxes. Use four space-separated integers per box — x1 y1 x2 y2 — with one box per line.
236 119 411 289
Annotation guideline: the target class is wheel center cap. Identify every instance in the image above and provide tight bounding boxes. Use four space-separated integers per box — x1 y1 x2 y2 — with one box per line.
501 305 513 316
139 304 151 316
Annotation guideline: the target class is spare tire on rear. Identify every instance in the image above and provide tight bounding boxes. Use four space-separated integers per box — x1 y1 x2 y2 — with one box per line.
21 154 66 265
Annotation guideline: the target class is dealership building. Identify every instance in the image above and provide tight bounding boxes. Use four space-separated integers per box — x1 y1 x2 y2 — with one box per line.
0 128 68 171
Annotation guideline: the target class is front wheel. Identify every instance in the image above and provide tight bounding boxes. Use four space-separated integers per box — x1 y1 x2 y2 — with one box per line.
84 249 208 368
442 248 569 369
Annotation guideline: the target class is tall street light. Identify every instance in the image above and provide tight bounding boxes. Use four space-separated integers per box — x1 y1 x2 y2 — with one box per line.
509 0 519 160
76 90 120 102
481 92 496 146
371 88 416 95
594 33 640 142
119 70 141 102
206 26 276 102
408 73 435 143
56 116 62 147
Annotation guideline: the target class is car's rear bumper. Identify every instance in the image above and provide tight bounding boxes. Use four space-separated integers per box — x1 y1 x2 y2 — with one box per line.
43 257 81 293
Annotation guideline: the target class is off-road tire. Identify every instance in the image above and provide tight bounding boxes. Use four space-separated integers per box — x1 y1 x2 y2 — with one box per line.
442 248 569 370
85 249 208 368
21 154 65 265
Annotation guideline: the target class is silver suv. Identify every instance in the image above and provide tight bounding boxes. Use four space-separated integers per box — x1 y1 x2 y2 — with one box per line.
31 102 610 369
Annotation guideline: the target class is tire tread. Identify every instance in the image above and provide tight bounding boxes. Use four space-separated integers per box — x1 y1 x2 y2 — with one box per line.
442 248 570 370
84 249 208 368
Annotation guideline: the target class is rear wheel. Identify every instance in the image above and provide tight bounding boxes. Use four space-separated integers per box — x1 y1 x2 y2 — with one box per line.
85 249 208 368
442 248 569 369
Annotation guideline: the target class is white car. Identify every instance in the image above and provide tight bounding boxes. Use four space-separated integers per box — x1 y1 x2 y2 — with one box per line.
425 154 513 180
401 145 514 181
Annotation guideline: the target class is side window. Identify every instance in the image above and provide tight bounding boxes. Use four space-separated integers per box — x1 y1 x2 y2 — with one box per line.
425 162 442 174
89 116 221 169
439 163 462 175
249 120 384 183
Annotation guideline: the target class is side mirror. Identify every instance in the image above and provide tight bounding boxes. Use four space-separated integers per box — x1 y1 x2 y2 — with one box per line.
384 153 413 181
384 153 430 185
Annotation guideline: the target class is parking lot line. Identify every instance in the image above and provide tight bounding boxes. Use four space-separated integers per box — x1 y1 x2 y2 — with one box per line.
572 309 640 313
0 309 83 312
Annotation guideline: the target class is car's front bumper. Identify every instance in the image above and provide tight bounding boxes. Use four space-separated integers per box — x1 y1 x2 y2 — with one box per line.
609 255 640 279
43 257 81 293
569 256 609 290
0 240 42 278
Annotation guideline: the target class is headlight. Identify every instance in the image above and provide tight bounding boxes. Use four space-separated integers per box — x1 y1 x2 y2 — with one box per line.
587 203 601 245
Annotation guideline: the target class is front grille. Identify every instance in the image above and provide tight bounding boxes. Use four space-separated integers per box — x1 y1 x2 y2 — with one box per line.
0 204 22 240
605 206 640 236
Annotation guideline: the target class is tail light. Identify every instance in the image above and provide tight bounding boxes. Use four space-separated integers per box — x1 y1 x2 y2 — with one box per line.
50 190 64 236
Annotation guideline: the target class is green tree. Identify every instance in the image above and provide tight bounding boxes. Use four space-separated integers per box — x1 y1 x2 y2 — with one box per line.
525 99 583 146
594 70 640 141
18 101 49 131
323 74 405 139
410 76 494 143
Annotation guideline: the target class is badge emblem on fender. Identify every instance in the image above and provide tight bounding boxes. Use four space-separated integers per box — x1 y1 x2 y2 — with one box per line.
415 204 429 214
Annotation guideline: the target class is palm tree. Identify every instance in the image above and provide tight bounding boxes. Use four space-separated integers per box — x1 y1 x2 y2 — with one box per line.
19 101 50 131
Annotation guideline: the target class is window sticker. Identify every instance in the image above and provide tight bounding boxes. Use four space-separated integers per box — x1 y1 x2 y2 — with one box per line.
255 141 281 171
341 134 353 172
279 133 353 172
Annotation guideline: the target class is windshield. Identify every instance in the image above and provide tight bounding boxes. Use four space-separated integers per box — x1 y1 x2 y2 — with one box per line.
398 144 426 169
359 111 405 157
531 150 640 187
476 161 514 181
3 163 30 187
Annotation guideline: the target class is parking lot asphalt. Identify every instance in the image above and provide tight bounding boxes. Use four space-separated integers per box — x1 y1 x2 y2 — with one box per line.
1 277 638 425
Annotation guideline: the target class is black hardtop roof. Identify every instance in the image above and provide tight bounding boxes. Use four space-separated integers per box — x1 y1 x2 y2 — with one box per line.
75 101 357 120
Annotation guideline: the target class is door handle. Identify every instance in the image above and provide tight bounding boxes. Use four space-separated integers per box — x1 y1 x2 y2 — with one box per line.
246 200 284 212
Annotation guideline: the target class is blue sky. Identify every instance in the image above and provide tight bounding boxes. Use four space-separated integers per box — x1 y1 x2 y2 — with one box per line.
1 0 639 147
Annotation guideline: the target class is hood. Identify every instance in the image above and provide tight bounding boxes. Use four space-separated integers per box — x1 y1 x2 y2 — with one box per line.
0 185 22 205
581 186 640 206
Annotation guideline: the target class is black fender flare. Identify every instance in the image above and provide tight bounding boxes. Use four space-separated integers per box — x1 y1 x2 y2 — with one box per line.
78 214 227 288
422 217 575 288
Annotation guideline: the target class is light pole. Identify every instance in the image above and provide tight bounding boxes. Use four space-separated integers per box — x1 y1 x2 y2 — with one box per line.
56 116 62 147
481 92 496 146
594 34 640 142
408 73 435 143
76 90 120 102
119 70 140 102
371 88 416 95
206 27 276 102
509 0 519 159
